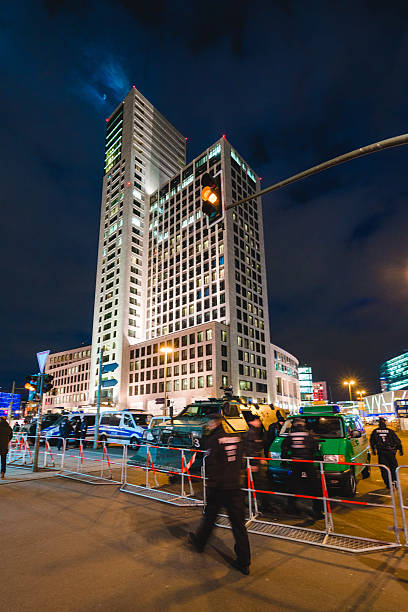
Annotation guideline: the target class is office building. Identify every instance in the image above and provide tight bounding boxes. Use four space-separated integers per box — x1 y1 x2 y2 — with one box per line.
271 344 300 412
43 346 92 411
298 365 313 403
380 352 408 391
313 381 328 402
89 87 186 408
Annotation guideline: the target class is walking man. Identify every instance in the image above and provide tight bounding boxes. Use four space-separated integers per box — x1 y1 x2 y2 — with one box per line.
188 413 251 575
0 416 13 479
370 417 403 487
281 419 324 519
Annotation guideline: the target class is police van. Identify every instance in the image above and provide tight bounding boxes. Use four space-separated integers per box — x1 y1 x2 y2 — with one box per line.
89 410 152 448
41 412 96 444
267 404 370 497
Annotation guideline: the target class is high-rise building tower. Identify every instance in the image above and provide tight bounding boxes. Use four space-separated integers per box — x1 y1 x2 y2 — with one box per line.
89 88 186 408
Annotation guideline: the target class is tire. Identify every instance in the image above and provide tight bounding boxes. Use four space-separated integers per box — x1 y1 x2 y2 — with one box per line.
342 469 357 497
130 437 140 450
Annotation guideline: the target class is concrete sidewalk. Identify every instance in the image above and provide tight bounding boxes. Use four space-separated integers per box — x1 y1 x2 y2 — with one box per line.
1 464 58 483
1 477 407 612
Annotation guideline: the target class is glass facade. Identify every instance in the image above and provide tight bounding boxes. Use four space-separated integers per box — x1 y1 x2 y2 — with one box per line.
380 352 408 391
298 366 313 402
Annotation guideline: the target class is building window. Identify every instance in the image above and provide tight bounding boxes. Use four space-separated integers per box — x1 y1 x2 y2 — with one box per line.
198 376 204 388
206 375 213 387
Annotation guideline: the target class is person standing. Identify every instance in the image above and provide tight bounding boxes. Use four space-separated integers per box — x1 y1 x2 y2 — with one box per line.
73 418 82 448
188 413 251 575
281 419 324 519
244 413 269 512
370 418 403 487
0 416 13 479
264 410 285 455
80 416 88 449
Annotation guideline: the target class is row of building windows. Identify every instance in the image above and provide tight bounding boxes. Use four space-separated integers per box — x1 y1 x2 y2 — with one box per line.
130 375 215 396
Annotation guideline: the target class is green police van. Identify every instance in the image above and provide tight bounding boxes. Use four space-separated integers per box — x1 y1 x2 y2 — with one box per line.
267 405 370 497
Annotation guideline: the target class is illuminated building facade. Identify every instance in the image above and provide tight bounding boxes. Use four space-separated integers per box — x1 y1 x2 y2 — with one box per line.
298 365 313 403
380 352 408 391
271 344 300 412
313 381 328 402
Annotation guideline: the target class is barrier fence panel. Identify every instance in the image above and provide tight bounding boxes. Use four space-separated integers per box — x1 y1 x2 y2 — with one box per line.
396 465 408 546
120 443 205 507
215 456 401 553
8 434 33 466
58 437 122 485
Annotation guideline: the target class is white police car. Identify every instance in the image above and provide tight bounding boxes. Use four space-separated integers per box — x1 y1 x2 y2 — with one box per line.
88 410 152 448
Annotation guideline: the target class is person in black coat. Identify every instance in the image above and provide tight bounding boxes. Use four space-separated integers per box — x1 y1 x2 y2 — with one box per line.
244 413 270 512
0 416 13 478
370 418 403 487
80 416 88 448
188 413 251 575
264 410 285 455
281 419 323 519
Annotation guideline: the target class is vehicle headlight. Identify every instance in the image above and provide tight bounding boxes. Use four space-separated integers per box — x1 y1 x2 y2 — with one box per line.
270 451 281 459
324 454 345 463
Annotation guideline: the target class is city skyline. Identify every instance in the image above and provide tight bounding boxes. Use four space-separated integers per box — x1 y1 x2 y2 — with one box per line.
2 2 408 399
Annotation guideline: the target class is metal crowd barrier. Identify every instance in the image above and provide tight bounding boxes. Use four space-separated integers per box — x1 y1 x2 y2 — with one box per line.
215 456 402 553
396 465 408 546
120 443 206 507
57 437 123 485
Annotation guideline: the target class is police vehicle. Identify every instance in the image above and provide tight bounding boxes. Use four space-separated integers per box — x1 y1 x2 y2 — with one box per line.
130 394 283 472
88 409 152 448
267 404 370 497
41 412 96 444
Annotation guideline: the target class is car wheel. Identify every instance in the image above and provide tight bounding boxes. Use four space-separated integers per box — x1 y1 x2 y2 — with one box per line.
130 437 140 450
342 469 357 497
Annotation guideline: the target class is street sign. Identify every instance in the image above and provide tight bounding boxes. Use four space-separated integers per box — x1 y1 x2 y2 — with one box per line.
101 379 118 388
37 350 50 373
102 362 119 373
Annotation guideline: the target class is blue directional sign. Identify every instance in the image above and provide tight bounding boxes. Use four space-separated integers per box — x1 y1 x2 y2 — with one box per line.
101 379 118 388
102 362 119 374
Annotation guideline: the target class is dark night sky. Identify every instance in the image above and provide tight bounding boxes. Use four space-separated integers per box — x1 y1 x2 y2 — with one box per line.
1 0 408 400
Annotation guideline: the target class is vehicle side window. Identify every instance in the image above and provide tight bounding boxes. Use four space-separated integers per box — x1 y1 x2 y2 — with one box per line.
123 415 132 427
345 420 355 437
86 416 95 425
110 415 121 427
101 415 111 425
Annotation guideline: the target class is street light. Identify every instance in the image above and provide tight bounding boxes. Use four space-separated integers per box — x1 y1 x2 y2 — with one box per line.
356 389 366 401
343 379 356 402
160 346 173 415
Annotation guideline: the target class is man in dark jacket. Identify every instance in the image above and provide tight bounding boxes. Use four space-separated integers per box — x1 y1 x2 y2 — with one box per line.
370 418 403 487
80 416 88 448
58 418 72 451
188 413 250 575
0 416 13 478
281 419 323 519
264 410 285 455
244 413 269 512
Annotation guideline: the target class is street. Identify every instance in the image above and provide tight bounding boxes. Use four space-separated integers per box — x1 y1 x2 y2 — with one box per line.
1 474 407 612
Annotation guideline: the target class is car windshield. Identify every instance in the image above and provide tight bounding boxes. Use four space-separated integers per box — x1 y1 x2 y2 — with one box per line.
132 414 149 426
178 404 220 418
280 416 344 439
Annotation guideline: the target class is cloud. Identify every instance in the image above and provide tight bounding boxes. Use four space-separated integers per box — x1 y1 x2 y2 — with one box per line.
347 209 391 244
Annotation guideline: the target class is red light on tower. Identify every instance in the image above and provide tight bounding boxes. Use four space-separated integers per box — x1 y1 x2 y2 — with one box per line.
185 137 188 141
132 85 136 89
105 118 109 122
222 134 226 139
127 181 131 186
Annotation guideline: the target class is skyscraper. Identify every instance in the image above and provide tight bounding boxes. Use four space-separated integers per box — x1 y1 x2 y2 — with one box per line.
126 136 273 411
89 87 281 412
89 87 186 407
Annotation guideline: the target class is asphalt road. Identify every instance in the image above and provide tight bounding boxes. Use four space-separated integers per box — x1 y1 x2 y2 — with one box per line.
1 474 407 612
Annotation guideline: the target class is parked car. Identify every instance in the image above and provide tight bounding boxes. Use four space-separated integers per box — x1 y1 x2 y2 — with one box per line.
41 413 96 444
88 410 152 448
267 404 370 497
23 413 61 445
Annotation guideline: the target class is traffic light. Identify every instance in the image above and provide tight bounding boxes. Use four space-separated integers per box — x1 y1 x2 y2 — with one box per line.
24 375 39 392
201 172 223 225
43 374 54 393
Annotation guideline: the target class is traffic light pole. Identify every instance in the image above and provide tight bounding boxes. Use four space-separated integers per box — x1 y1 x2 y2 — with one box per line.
32 373 44 472
93 347 104 450
226 133 408 211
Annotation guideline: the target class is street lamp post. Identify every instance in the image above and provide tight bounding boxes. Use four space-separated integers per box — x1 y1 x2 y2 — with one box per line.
356 389 366 401
343 379 356 402
160 346 173 416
